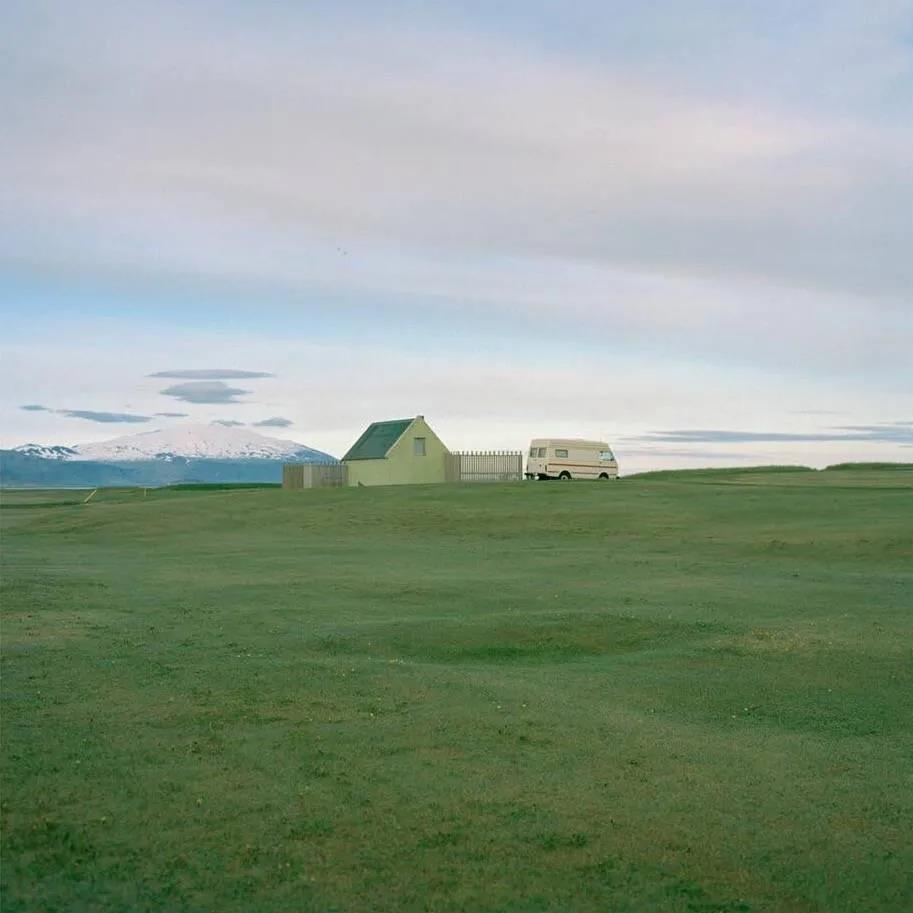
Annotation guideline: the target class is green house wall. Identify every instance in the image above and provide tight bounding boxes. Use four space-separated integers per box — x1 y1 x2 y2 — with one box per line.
344 417 449 486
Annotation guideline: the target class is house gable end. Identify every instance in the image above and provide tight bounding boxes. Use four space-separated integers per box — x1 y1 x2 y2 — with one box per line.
386 416 448 459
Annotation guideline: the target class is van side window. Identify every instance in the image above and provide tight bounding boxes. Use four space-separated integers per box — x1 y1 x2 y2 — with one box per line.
599 450 614 461
555 448 568 458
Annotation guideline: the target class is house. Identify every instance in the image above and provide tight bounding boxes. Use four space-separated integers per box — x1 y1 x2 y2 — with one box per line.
342 415 450 486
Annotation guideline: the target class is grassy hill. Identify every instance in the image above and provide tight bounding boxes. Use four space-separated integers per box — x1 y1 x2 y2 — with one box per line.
2 468 912 912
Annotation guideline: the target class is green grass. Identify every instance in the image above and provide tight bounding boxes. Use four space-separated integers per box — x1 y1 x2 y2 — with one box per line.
2 468 912 912
164 482 282 491
824 462 913 472
625 464 816 480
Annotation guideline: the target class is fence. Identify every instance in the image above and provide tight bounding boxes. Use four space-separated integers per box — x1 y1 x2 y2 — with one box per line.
445 451 523 483
283 452 524 489
282 462 348 489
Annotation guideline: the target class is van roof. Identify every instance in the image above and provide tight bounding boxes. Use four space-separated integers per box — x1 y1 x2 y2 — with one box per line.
530 438 610 448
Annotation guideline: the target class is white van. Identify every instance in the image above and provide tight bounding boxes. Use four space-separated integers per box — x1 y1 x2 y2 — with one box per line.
526 439 618 480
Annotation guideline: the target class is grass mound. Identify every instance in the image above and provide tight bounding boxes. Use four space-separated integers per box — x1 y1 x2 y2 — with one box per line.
824 461 913 471
164 482 282 490
624 464 813 480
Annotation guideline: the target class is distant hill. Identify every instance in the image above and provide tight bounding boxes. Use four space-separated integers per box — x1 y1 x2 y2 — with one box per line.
823 462 913 471
624 463 913 482
1 424 336 488
623 465 815 481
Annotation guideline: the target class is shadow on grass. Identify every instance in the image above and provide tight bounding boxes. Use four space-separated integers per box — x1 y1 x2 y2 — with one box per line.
313 612 722 665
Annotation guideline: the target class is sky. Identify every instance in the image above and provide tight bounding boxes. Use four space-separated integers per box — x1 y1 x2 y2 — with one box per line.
2 0 911 472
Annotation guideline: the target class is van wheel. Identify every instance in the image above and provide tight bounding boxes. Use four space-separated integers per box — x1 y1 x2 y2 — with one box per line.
598 473 609 480
559 471 571 480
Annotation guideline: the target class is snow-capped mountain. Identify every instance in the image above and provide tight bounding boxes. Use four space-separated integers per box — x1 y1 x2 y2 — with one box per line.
12 443 78 460
68 424 334 462
1 424 337 487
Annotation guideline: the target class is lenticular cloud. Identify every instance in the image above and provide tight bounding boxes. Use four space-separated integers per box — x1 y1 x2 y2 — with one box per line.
150 369 273 380
159 381 250 404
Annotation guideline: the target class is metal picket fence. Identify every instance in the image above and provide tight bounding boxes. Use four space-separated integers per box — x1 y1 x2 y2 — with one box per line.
445 451 523 483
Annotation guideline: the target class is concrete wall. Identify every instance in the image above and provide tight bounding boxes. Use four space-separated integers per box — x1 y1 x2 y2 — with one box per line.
345 417 449 486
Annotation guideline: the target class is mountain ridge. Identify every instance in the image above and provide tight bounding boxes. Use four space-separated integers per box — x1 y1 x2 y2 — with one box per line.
13 423 333 463
2 424 337 488
11 444 78 460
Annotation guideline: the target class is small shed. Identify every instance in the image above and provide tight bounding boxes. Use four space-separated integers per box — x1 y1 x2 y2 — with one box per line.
342 415 449 486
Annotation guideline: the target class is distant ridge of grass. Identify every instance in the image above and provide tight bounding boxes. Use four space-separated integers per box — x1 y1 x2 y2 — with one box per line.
0 498 84 510
624 464 813 481
824 462 913 471
165 482 281 491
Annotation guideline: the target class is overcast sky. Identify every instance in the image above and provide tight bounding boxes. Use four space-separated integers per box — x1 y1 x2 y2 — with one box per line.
2 0 911 470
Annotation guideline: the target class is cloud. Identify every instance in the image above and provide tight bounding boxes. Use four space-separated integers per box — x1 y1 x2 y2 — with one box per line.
20 402 152 422
1 2 911 467
159 381 250 404
253 416 293 428
2 1 910 383
211 419 245 427
154 411 189 417
58 409 151 423
150 369 273 379
634 422 913 445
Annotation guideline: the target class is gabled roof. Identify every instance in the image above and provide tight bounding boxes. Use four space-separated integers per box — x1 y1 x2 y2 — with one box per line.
342 418 414 461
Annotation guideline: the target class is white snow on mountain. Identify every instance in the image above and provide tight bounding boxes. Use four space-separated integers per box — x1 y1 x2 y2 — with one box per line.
12 443 78 460
62 424 334 462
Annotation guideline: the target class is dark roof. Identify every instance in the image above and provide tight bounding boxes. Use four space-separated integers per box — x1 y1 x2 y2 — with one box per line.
342 418 413 461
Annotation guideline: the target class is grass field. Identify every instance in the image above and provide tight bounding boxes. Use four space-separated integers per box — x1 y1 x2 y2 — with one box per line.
2 468 912 912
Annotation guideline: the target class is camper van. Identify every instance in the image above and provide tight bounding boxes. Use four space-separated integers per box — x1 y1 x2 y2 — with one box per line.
526 439 618 480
